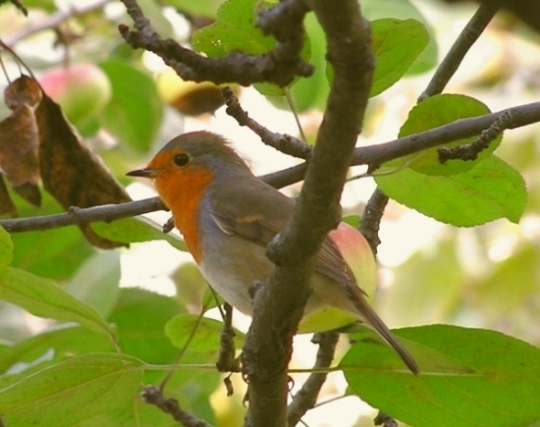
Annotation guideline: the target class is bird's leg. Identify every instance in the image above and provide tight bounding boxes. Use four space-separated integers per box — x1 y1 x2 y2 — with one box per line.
216 303 241 376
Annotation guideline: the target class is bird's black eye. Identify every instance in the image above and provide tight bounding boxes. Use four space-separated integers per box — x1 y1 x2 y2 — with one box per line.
173 153 190 167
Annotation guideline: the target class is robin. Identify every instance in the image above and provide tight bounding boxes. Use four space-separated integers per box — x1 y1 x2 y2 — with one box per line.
128 131 418 374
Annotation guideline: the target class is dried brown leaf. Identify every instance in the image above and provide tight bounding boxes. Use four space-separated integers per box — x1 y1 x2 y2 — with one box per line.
36 94 131 249
0 103 41 207
4 75 42 110
12 182 41 207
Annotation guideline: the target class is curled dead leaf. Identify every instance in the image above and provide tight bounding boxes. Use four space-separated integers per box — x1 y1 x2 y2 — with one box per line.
4 75 42 110
35 94 131 249
0 75 41 207
0 174 17 218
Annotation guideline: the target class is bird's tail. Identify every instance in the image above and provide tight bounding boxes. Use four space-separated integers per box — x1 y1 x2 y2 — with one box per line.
349 287 419 374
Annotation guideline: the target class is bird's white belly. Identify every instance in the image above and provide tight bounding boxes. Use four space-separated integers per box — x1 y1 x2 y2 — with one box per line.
198 242 272 316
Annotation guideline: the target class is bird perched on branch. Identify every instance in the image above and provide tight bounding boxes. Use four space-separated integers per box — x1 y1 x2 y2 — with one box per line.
128 131 418 374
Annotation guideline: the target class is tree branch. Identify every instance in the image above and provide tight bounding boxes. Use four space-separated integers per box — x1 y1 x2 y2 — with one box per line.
222 87 312 160
287 332 339 426
358 101 540 168
242 1 374 426
358 188 389 256
4 0 113 46
363 0 504 252
118 0 313 87
141 386 213 427
419 1 502 100
1 101 539 235
0 197 165 233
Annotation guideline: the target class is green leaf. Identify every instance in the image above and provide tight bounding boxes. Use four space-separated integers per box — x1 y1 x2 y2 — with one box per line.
342 325 540 427
9 192 93 281
370 19 429 97
0 267 114 339
376 155 527 226
99 59 163 153
0 326 115 387
397 94 502 175
65 250 121 318
192 0 275 58
10 227 93 281
0 353 144 427
192 0 310 96
108 288 183 366
92 216 187 251
362 0 437 74
165 313 245 353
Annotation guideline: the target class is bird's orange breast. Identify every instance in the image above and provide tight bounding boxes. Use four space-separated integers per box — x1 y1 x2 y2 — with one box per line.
155 168 213 263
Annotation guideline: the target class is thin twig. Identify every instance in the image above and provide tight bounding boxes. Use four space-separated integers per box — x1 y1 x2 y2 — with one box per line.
1 102 540 235
358 101 540 169
419 1 502 100
141 385 213 427
438 111 511 163
362 0 503 249
216 303 241 375
287 332 340 426
4 0 113 46
358 188 389 255
118 0 313 87
0 197 166 233
222 87 312 159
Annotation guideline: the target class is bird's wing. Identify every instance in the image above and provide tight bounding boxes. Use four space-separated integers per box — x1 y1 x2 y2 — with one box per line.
209 179 358 288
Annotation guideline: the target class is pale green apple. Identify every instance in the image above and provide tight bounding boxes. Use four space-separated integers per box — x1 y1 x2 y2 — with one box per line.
39 63 111 127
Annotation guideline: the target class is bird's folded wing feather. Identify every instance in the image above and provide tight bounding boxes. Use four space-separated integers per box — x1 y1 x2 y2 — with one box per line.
209 179 358 288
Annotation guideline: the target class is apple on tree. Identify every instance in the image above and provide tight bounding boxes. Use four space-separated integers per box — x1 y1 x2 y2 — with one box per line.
39 63 112 127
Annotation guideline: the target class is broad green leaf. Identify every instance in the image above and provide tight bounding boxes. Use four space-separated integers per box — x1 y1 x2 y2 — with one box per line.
66 251 121 318
10 226 93 281
108 288 183 366
370 19 429 97
192 0 275 58
92 216 187 251
0 353 144 427
0 326 114 388
10 193 93 281
0 267 114 339
108 288 220 397
99 59 163 152
165 313 245 353
362 0 437 74
376 155 527 226
342 325 540 427
396 94 502 176
192 0 310 96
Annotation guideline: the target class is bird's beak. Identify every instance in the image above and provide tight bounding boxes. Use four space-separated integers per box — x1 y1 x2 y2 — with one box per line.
126 168 158 178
